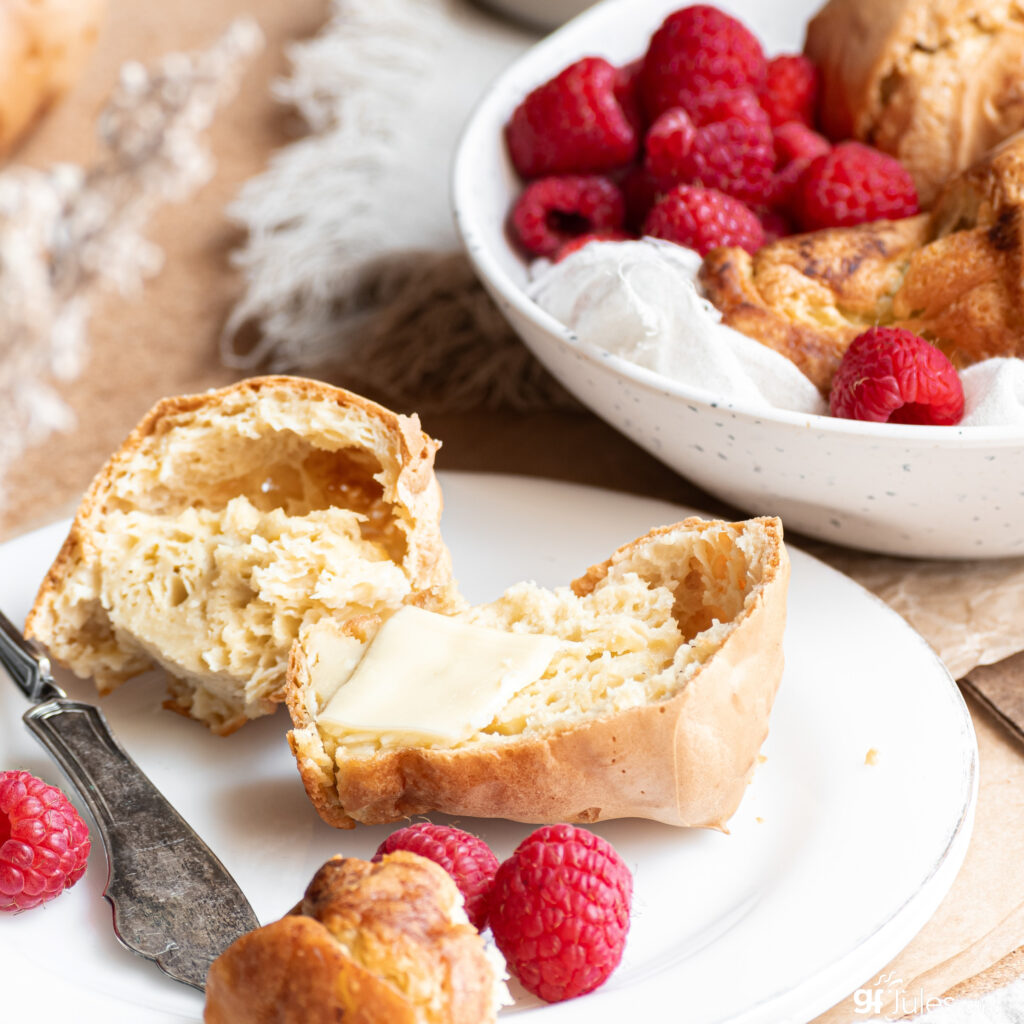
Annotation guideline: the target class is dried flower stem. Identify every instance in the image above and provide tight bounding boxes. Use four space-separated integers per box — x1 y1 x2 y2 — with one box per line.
0 18 263 511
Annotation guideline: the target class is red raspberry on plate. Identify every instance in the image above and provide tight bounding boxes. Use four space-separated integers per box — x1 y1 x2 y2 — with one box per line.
829 327 964 425
489 824 632 1003
643 184 765 255
0 770 90 912
760 54 819 127
641 5 766 119
646 89 774 203
505 57 639 179
510 174 625 258
794 141 919 231
374 822 498 931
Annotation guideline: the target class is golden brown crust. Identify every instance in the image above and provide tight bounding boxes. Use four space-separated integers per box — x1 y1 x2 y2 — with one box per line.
204 916 418 1024
806 0 1024 205
26 375 453 734
699 217 930 391
699 132 1024 391
286 516 789 832
42 374 449 596
204 852 499 1024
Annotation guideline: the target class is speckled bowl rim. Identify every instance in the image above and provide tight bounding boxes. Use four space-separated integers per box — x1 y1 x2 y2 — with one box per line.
451 0 1024 449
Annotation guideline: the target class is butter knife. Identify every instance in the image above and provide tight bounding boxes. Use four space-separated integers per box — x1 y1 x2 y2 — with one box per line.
0 609 259 991
961 651 1024 748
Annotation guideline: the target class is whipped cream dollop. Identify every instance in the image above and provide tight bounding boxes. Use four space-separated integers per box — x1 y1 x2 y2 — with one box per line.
529 238 1024 428
529 239 827 417
960 359 1024 427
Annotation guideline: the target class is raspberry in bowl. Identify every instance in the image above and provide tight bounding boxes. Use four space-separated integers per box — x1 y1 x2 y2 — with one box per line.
829 328 965 427
453 0 1024 558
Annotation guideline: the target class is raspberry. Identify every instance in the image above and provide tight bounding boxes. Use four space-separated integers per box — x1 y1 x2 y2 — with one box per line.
555 229 633 262
643 184 765 255
644 89 774 203
488 824 632 1003
641 5 766 119
684 87 767 129
766 158 810 214
767 122 830 211
773 121 830 167
510 175 625 258
760 54 819 127
829 327 965 425
758 207 793 243
373 823 498 930
643 108 697 188
619 165 662 231
794 141 919 231
0 770 90 912
505 57 639 179
613 59 648 139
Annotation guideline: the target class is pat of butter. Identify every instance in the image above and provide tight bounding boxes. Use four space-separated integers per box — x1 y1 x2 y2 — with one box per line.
317 606 560 744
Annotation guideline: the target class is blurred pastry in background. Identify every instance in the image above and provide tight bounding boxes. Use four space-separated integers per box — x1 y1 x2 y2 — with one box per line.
806 0 1024 205
0 0 106 157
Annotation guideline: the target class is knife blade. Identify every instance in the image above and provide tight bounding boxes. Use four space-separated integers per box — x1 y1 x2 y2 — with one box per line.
0 608 259 991
960 650 1024 749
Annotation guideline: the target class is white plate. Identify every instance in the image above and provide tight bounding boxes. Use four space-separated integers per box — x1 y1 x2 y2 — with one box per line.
1 473 976 1023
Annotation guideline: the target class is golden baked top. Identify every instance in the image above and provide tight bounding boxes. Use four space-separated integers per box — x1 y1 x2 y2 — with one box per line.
700 132 1024 392
204 851 505 1024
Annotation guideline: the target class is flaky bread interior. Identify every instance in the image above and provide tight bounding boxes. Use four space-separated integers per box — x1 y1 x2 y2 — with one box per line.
288 516 788 831
699 130 1024 392
806 0 1024 205
204 851 508 1024
26 376 455 734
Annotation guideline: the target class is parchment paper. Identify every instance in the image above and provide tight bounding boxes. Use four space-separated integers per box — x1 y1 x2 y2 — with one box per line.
813 544 1024 681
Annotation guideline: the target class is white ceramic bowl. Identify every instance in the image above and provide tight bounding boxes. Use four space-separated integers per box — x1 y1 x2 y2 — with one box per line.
452 0 1024 560
475 0 598 31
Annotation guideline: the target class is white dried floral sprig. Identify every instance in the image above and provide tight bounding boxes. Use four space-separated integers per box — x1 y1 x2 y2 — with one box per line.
0 18 263 514
220 0 570 414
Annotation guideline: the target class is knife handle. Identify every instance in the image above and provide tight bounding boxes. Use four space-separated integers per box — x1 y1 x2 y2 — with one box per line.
0 608 64 703
23 698 155 834
23 698 259 990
